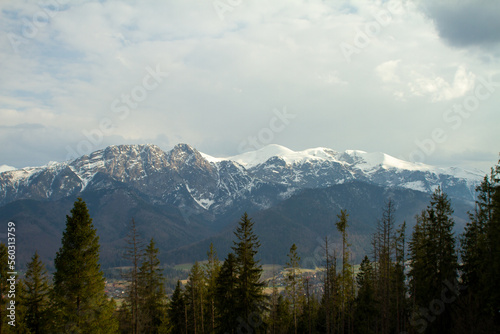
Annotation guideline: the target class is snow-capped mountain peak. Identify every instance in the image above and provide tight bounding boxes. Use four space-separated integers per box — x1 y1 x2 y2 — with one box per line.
0 165 16 174
226 144 302 168
0 143 485 211
202 144 472 175
342 150 434 172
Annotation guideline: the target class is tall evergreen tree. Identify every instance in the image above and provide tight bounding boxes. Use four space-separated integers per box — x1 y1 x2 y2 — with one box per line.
184 261 206 334
353 256 378 334
272 295 292 334
371 201 409 333
318 237 338 334
168 281 187 334
215 253 239 334
52 198 118 333
335 210 354 333
298 277 320 334
232 213 266 332
408 188 458 334
121 218 145 334
483 160 500 328
285 244 303 334
19 252 51 334
454 172 495 333
461 176 491 289
374 200 396 334
15 279 32 334
138 238 168 334
204 243 221 334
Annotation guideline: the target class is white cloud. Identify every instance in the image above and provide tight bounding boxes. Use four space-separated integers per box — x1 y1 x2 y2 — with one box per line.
0 0 498 170
375 59 401 83
409 65 476 102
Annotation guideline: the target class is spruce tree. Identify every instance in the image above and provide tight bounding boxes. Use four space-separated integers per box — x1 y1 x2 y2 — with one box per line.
138 238 168 334
298 277 319 334
204 243 221 334
121 218 145 334
408 188 458 334
319 237 338 334
374 200 396 334
267 267 280 334
15 280 31 334
52 198 118 333
232 213 266 331
168 281 187 334
273 295 292 334
184 261 205 334
371 201 408 333
457 172 496 333
335 210 354 333
285 243 302 334
19 252 51 333
461 176 491 290
486 160 500 327
353 256 378 334
215 253 239 334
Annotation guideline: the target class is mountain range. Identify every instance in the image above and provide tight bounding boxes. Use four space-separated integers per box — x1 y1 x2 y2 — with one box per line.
0 143 485 269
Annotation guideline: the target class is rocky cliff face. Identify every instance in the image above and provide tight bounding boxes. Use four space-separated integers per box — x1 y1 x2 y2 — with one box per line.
0 143 483 214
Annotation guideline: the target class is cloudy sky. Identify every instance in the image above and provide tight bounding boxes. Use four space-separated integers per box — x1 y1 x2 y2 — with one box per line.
1 0 499 172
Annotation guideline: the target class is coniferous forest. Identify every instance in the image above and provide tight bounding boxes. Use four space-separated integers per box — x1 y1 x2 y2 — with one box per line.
1 160 499 334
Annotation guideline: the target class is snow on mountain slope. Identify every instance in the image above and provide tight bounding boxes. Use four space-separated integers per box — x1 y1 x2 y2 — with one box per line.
0 143 485 210
222 145 342 168
201 145 484 199
225 144 297 168
343 150 433 172
0 165 16 174
209 145 483 183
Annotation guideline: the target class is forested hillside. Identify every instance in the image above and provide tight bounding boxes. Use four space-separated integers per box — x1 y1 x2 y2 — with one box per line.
1 159 499 333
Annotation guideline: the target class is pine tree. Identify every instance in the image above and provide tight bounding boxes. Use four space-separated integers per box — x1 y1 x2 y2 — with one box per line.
232 213 266 331
273 295 292 334
370 201 409 333
138 238 168 334
204 243 221 334
215 253 239 334
297 278 319 334
319 237 338 334
121 218 145 334
15 279 32 334
453 171 496 333
184 261 205 334
168 281 187 334
19 252 51 333
285 244 302 334
408 188 458 334
485 160 500 328
52 198 118 333
335 210 354 333
268 267 280 334
353 256 378 334
374 200 396 334
461 176 491 289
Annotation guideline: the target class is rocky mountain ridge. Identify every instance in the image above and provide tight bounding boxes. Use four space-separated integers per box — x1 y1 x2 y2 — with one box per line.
0 143 483 214
0 143 485 267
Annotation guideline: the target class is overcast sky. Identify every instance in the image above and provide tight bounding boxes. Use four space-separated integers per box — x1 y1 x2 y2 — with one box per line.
1 0 499 172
